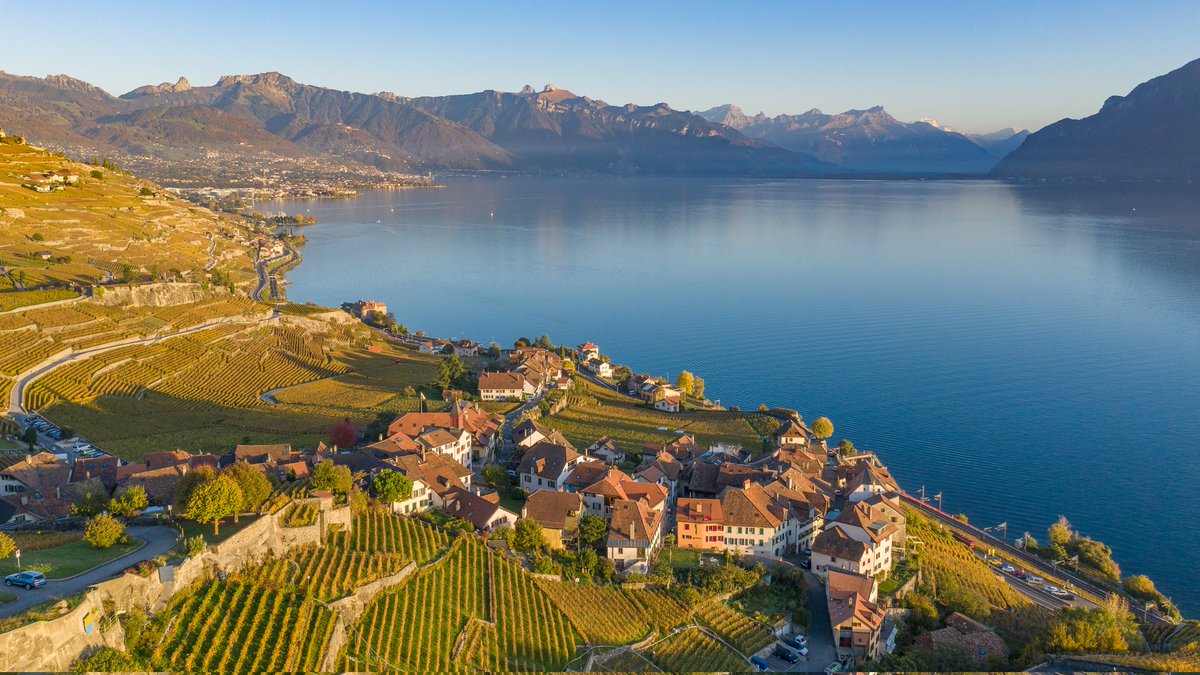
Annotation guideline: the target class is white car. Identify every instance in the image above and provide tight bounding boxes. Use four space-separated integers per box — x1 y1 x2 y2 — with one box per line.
1043 585 1061 595
1026 575 1044 584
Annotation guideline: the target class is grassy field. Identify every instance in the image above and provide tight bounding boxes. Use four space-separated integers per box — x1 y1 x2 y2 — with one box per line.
0 532 143 578
0 141 257 290
179 515 262 544
540 381 777 452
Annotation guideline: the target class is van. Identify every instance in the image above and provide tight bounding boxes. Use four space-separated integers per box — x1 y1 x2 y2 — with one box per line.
750 656 770 671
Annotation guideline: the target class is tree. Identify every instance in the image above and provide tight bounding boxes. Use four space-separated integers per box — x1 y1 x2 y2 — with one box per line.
433 354 467 390
20 426 37 449
487 344 502 359
693 376 705 399
513 519 547 554
222 461 272 516
676 371 695 396
364 410 394 443
514 337 530 349
85 514 126 549
328 418 359 449
0 532 14 560
72 647 141 672
1048 516 1072 549
70 490 109 517
121 264 137 283
536 334 553 349
811 417 834 440
440 343 455 355
372 470 413 504
186 474 243 535
578 513 607 550
577 548 598 575
598 557 616 582
310 460 353 496
108 485 148 518
481 464 509 492
173 466 216 513
836 439 856 456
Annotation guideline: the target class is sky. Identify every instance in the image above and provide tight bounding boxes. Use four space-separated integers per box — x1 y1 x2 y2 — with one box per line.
2 1 1198 134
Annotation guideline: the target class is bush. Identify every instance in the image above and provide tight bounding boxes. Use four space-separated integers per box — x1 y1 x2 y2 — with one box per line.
184 535 206 558
72 647 141 672
84 514 126 549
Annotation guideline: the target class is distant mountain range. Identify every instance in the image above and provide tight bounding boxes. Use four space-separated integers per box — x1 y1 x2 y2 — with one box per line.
0 71 829 179
993 57 1200 182
697 104 1025 174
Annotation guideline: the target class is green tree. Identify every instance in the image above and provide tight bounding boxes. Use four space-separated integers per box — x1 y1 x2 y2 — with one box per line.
836 439 856 456
20 426 37 449
0 532 14 560
535 334 552 349
108 485 148 518
487 343 502 359
174 466 216 513
577 548 599 576
372 470 413 504
186 474 243 535
676 371 695 396
513 519 547 554
578 513 607 550
121 264 137 283
514 337 530 349
432 354 467 390
482 464 510 492
184 535 206 558
309 460 353 496
222 461 272 517
812 417 834 440
85 514 126 549
693 376 705 399
598 557 616 582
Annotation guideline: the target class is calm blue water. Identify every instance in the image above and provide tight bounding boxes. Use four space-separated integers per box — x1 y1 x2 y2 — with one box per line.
279 177 1200 614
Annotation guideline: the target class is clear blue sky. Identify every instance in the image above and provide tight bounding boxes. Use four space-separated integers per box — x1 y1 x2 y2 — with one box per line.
3 0 1198 133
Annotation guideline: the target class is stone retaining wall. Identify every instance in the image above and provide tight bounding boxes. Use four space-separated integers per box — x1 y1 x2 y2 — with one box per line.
1 496 351 671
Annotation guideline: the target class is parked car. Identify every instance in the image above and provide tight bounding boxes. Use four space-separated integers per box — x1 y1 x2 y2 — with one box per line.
750 656 770 671
5 571 47 589
783 635 807 649
774 646 800 663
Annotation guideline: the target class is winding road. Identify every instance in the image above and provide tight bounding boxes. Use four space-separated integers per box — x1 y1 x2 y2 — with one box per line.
0 526 179 619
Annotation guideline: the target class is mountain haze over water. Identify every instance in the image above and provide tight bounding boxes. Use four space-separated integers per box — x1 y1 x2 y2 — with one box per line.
993 57 1200 181
697 103 1013 174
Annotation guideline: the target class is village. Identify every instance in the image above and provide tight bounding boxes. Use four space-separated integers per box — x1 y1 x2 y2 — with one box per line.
0 294 985 672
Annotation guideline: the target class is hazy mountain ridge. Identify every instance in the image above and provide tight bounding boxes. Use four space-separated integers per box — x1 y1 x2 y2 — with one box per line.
993 57 1200 181
0 71 829 178
698 104 1004 174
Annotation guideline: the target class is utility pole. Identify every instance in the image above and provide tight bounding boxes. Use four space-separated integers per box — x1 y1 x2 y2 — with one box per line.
934 492 943 512
918 486 926 502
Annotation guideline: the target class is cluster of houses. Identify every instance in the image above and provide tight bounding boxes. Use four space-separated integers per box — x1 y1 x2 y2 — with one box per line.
490 412 911 663
478 347 569 401
625 373 685 413
575 342 613 379
252 236 286 259
21 168 78 192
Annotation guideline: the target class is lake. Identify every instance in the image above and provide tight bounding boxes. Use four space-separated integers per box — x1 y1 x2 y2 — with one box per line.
278 177 1200 614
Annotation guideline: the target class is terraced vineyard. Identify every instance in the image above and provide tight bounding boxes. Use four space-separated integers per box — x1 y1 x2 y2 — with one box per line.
694 600 776 655
345 510 450 564
239 544 409 602
908 514 1030 610
535 581 654 645
340 539 580 672
641 629 746 672
151 581 334 672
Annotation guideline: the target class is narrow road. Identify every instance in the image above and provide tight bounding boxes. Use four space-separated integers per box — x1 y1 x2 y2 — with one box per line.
798 570 836 672
0 525 179 618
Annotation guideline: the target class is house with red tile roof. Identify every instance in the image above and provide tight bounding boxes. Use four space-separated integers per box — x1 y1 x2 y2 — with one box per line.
479 372 536 401
521 489 584 549
607 498 665 573
444 486 517 532
827 568 889 661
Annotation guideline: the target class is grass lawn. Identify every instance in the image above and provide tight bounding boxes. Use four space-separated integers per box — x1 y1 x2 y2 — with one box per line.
0 535 144 579
178 514 260 545
540 381 775 452
498 492 526 515
667 547 703 570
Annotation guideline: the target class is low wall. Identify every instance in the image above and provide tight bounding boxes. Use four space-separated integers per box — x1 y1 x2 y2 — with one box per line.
0 591 117 671
2 497 352 671
328 561 417 625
